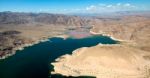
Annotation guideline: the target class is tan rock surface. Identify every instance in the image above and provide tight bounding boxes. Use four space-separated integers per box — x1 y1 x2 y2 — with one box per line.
52 45 150 78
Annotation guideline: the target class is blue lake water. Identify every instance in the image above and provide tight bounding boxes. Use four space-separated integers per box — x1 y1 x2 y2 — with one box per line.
0 35 118 78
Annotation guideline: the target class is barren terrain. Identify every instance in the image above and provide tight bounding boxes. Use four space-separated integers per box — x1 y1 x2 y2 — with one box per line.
0 11 150 78
51 12 150 78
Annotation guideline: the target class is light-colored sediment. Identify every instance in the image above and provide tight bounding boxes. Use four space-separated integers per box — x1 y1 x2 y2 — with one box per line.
54 35 69 40
90 29 126 42
51 44 150 78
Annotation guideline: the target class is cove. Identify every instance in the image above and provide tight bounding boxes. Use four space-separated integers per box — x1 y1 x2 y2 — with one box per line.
0 35 118 78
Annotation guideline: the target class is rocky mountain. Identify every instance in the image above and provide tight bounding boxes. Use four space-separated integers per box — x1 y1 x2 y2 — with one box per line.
0 12 90 26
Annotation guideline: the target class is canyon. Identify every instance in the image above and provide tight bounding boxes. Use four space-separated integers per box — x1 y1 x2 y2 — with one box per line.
0 11 150 78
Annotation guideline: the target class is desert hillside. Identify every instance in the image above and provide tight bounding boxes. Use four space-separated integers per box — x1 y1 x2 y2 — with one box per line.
52 45 150 78
90 15 150 52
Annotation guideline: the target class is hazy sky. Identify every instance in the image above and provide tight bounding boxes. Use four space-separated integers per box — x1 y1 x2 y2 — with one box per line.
0 0 150 13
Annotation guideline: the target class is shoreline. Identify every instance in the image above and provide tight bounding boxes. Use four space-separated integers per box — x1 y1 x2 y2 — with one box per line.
50 27 129 77
89 25 129 42
89 30 125 42
53 35 69 40
0 26 124 60
0 29 122 60
0 34 70 60
51 43 150 78
0 37 49 60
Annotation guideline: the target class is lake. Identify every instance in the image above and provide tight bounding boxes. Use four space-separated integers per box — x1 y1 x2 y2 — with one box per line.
0 35 118 78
